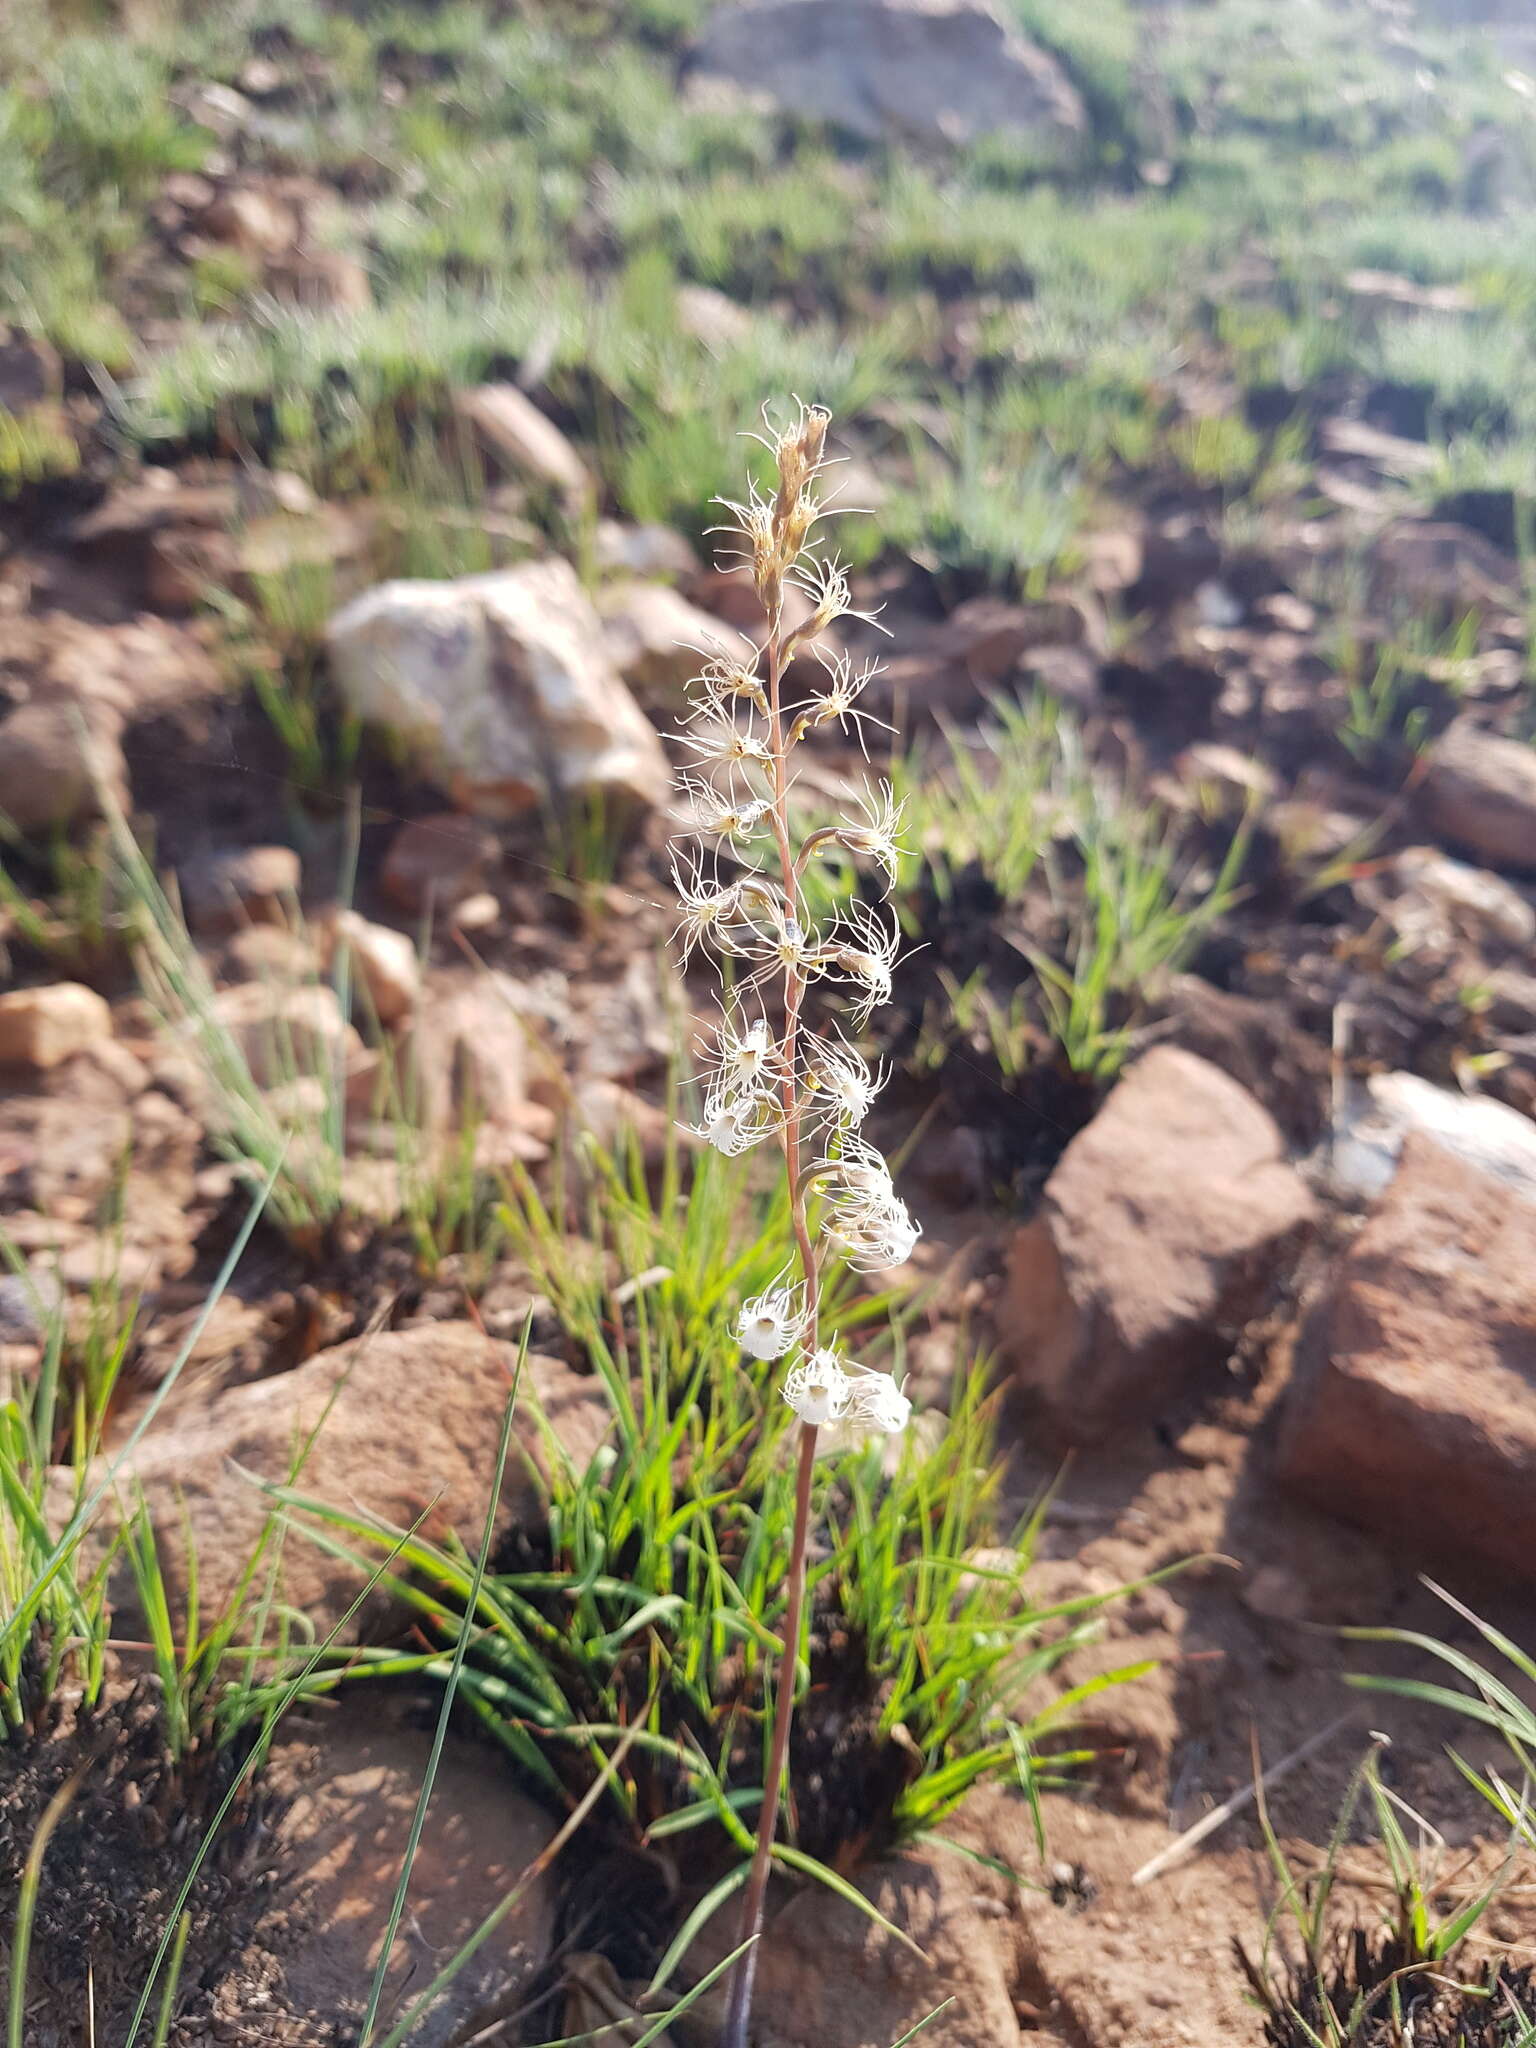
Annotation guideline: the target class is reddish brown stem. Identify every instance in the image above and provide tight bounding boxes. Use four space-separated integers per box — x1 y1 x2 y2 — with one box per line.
721 591 822 2048
720 1418 818 2048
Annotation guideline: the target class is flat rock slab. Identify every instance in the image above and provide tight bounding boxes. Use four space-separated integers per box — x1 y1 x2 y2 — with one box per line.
264 1699 556 2043
688 0 1086 154
1279 1132 1536 1580
102 1323 610 1638
1001 1047 1315 1438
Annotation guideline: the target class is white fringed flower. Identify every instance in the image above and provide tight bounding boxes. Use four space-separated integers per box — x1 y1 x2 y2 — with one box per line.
790 553 881 638
818 1140 920 1268
826 1197 920 1272
838 780 906 888
787 649 890 756
781 1349 910 1433
829 897 899 1024
671 701 774 771
685 647 769 718
671 851 743 961
802 1031 881 1128
844 1363 911 1434
737 1278 805 1361
781 1347 851 1426
698 1010 782 1100
677 774 772 841
691 1089 782 1156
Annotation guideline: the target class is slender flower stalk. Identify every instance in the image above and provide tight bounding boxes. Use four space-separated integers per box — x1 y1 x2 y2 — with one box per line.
670 404 917 2048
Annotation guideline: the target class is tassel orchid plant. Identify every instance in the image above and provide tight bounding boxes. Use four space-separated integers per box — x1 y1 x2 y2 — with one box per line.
668 404 917 2047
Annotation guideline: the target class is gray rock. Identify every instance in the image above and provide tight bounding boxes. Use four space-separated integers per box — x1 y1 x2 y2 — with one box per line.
688 0 1086 154
1328 1069 1536 1204
327 561 669 819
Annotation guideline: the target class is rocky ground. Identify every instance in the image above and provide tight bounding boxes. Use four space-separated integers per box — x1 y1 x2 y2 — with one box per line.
7 0 1536 2042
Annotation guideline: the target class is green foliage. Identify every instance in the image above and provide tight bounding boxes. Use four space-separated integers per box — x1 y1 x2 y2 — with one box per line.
885 404 1084 600
1032 773 1253 1080
264 1123 1145 1948
898 698 1250 1080
1240 1739 1530 2048
107 805 505 1267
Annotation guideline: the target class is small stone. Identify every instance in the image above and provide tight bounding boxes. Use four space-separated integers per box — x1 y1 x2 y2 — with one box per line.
180 845 301 934
222 924 319 984
1254 591 1317 634
0 1269 64 1344
451 384 591 503
593 521 700 582
1000 1047 1316 1437
1479 967 1536 1034
450 890 500 932
1280 1135 1536 1583
397 969 529 1134
180 81 255 137
1330 1069 1536 1205
206 982 363 1090
0 697 128 836
0 984 114 1071
382 812 494 914
1388 846 1535 949
202 183 297 256
327 910 420 1027
1423 719 1536 874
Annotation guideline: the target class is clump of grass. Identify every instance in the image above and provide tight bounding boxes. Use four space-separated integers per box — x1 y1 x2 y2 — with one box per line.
1239 1736 1534 2047
885 401 1084 600
1240 1587 1536 2047
895 698 1250 1081
264 1122 1149 1994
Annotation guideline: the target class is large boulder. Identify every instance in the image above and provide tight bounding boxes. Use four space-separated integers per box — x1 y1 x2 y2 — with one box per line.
326 560 669 820
1278 1134 1536 1581
687 0 1086 154
1000 1048 1316 1437
102 1324 611 1637
1422 718 1536 873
